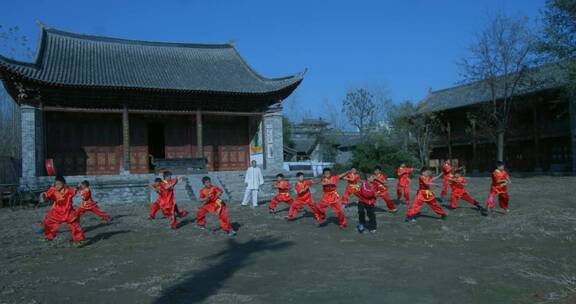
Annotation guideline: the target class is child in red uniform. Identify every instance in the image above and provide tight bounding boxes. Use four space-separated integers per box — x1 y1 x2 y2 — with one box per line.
396 162 415 205
405 167 447 223
372 166 398 212
196 176 236 236
440 159 455 199
356 174 378 233
148 178 166 218
448 169 485 212
39 176 85 246
486 161 511 213
287 172 321 221
149 175 188 221
316 168 349 229
269 173 294 214
342 167 360 206
76 180 110 222
157 171 187 229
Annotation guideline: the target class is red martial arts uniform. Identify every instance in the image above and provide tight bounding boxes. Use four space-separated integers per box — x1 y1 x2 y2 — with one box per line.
149 185 169 217
342 172 360 205
406 176 446 218
269 180 294 211
486 169 510 210
358 181 377 206
373 173 397 211
317 175 346 228
287 180 321 221
396 167 414 205
449 176 479 209
155 178 181 228
196 185 232 232
41 186 85 241
441 163 454 197
76 188 110 221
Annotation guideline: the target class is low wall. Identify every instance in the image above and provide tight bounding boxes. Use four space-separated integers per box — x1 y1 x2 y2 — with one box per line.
22 174 155 205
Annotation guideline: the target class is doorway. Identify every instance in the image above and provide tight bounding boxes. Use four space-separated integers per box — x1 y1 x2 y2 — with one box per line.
148 123 165 160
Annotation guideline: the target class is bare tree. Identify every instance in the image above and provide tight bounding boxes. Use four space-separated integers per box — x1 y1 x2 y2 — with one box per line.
390 101 441 166
459 14 538 162
342 88 379 142
0 26 32 152
321 98 347 131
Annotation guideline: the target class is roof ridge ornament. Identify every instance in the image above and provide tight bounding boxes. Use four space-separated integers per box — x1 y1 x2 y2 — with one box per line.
36 20 49 30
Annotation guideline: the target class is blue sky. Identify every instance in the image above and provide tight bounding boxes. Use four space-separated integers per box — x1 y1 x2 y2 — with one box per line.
0 0 545 122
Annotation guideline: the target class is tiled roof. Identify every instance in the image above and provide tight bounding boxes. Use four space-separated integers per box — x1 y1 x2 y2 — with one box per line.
418 63 568 113
0 26 304 95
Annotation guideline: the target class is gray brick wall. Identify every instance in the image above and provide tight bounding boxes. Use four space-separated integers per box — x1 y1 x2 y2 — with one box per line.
30 174 155 205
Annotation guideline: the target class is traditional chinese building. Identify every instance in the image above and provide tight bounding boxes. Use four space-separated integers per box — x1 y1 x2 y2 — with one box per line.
419 63 575 174
0 26 304 195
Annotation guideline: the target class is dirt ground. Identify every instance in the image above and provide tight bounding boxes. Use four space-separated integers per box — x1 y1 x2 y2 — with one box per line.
1 176 576 304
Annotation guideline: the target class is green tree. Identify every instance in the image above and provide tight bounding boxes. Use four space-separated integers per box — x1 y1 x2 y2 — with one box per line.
348 137 418 177
282 116 294 148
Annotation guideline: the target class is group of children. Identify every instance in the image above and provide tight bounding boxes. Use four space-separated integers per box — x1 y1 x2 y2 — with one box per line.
267 160 511 233
38 160 510 245
39 177 110 246
148 171 236 236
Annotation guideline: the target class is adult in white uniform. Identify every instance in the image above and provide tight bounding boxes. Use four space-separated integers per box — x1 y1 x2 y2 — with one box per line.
242 160 264 207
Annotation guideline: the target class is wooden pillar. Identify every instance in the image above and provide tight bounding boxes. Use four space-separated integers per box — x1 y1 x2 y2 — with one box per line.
446 120 452 160
261 114 267 170
570 93 576 175
122 105 130 173
532 104 541 171
471 119 477 164
196 110 203 158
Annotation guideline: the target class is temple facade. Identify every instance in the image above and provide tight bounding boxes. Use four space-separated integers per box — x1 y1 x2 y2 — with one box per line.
0 26 304 194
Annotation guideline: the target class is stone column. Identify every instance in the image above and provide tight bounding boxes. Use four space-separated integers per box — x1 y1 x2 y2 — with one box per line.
121 105 130 174
20 105 44 180
262 111 284 172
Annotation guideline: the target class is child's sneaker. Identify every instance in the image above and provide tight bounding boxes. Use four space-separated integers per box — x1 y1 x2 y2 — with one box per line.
388 208 398 213
227 230 237 237
369 229 377 234
441 214 448 220
356 224 365 233
196 225 206 230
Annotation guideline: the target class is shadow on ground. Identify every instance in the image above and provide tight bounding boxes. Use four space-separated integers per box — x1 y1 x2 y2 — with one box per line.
153 236 293 304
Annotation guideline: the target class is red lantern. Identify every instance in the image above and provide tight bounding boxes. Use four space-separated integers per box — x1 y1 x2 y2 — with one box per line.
45 159 56 176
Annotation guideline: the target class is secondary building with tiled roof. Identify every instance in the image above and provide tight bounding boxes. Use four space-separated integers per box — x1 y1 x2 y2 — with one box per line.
416 62 575 174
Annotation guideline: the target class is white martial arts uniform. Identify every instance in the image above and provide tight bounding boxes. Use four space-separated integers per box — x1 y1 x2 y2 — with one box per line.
242 166 264 207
